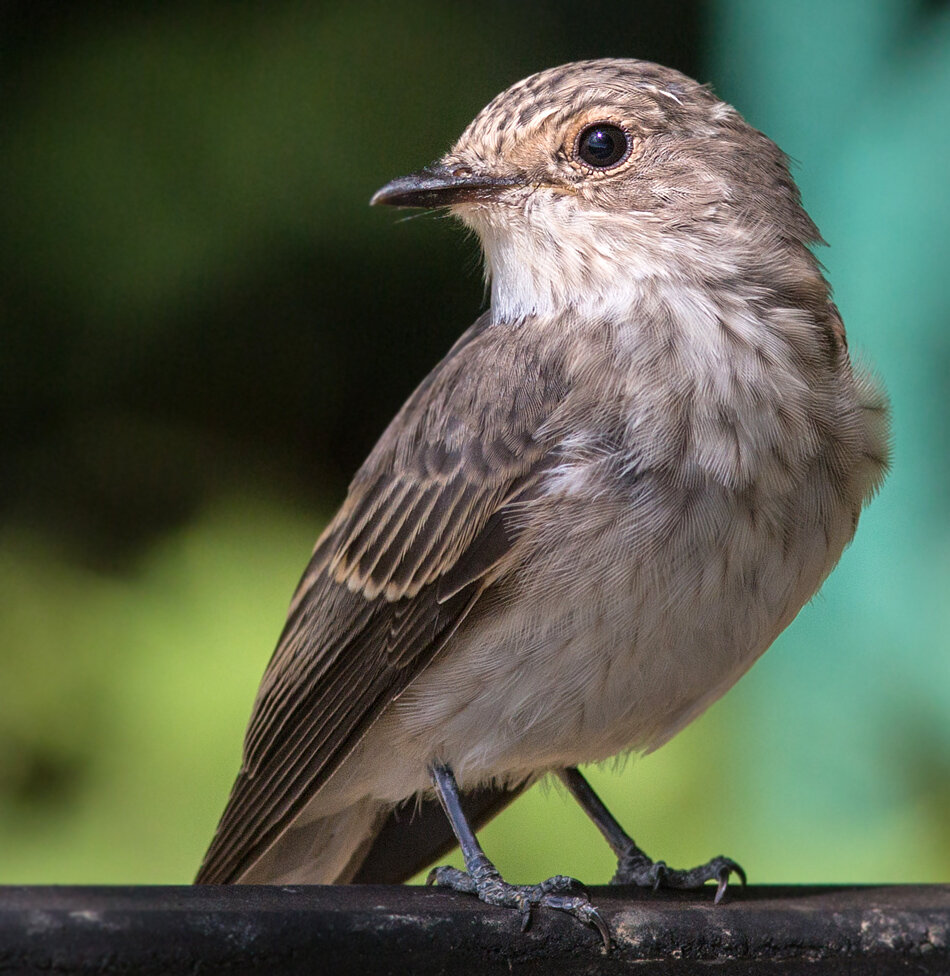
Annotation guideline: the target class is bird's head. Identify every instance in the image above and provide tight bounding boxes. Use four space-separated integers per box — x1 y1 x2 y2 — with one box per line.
373 59 821 322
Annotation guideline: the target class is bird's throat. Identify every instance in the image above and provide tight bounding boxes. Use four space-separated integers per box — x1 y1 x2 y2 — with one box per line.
462 205 687 324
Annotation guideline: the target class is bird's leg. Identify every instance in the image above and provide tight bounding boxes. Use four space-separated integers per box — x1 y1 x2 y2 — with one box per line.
557 767 745 903
426 763 610 948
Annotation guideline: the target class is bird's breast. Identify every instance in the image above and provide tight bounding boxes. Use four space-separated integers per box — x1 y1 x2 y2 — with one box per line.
372 453 855 796
358 295 887 800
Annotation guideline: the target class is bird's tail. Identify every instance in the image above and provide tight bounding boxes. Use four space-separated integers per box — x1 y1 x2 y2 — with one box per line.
235 797 387 884
198 779 529 885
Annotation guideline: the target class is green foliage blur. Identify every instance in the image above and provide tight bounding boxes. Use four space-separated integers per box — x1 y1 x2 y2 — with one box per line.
1 0 947 887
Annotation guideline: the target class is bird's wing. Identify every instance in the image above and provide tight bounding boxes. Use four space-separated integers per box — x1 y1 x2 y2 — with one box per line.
196 313 568 884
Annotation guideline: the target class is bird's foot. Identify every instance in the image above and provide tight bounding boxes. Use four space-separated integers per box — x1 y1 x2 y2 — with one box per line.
428 855 610 949
611 847 746 904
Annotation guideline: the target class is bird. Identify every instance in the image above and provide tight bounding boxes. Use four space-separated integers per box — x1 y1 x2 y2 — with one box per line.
196 58 890 945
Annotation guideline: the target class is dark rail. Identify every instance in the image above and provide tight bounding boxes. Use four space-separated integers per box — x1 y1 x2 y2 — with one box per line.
0 884 947 974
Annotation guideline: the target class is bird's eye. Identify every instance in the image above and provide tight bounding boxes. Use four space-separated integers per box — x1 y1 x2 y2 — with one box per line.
575 123 631 169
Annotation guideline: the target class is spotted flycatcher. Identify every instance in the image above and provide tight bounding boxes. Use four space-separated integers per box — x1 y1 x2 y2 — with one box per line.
197 60 889 945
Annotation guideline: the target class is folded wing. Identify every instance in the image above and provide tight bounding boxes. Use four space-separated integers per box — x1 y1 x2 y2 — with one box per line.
196 313 568 884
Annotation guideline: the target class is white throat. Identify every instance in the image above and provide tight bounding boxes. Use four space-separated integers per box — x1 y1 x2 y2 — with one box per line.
459 202 683 324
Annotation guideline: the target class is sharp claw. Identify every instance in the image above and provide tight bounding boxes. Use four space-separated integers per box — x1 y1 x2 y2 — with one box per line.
589 908 612 951
425 868 437 887
713 859 746 904
714 868 729 905
518 896 533 933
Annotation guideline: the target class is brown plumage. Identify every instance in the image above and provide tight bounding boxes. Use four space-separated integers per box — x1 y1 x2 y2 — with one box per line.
198 314 566 884
196 59 889 932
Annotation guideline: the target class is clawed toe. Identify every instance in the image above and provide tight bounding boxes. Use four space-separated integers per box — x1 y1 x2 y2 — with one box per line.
646 859 668 890
712 857 747 903
613 849 746 902
558 898 610 949
428 864 610 949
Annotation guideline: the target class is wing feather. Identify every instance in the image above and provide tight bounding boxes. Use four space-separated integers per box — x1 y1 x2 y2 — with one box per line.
196 313 569 884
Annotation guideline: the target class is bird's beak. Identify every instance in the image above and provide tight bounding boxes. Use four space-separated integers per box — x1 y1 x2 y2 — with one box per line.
371 163 519 209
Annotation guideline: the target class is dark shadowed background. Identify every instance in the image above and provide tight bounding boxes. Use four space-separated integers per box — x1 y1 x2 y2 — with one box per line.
1 0 948 886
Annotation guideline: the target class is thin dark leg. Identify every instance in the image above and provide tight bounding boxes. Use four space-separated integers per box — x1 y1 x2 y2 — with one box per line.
557 766 745 904
429 764 490 870
558 767 637 856
428 763 610 948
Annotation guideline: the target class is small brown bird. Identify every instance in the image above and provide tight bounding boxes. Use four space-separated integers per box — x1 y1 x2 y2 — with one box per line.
197 59 889 942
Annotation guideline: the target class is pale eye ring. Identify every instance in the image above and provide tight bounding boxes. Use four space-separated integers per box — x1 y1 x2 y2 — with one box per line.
574 122 631 169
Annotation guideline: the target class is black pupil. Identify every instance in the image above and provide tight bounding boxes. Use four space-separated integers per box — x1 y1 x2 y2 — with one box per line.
578 124 627 168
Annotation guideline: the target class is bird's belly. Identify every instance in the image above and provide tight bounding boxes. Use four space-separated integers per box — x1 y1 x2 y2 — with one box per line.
359 473 855 802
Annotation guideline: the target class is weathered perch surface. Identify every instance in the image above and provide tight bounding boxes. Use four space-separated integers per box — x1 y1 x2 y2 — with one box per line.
0 884 947 974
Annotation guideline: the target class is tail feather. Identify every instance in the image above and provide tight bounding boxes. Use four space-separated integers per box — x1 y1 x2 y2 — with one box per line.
236 798 387 884
197 779 529 885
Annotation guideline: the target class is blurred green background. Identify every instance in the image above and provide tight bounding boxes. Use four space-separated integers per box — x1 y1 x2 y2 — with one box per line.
1 0 948 887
